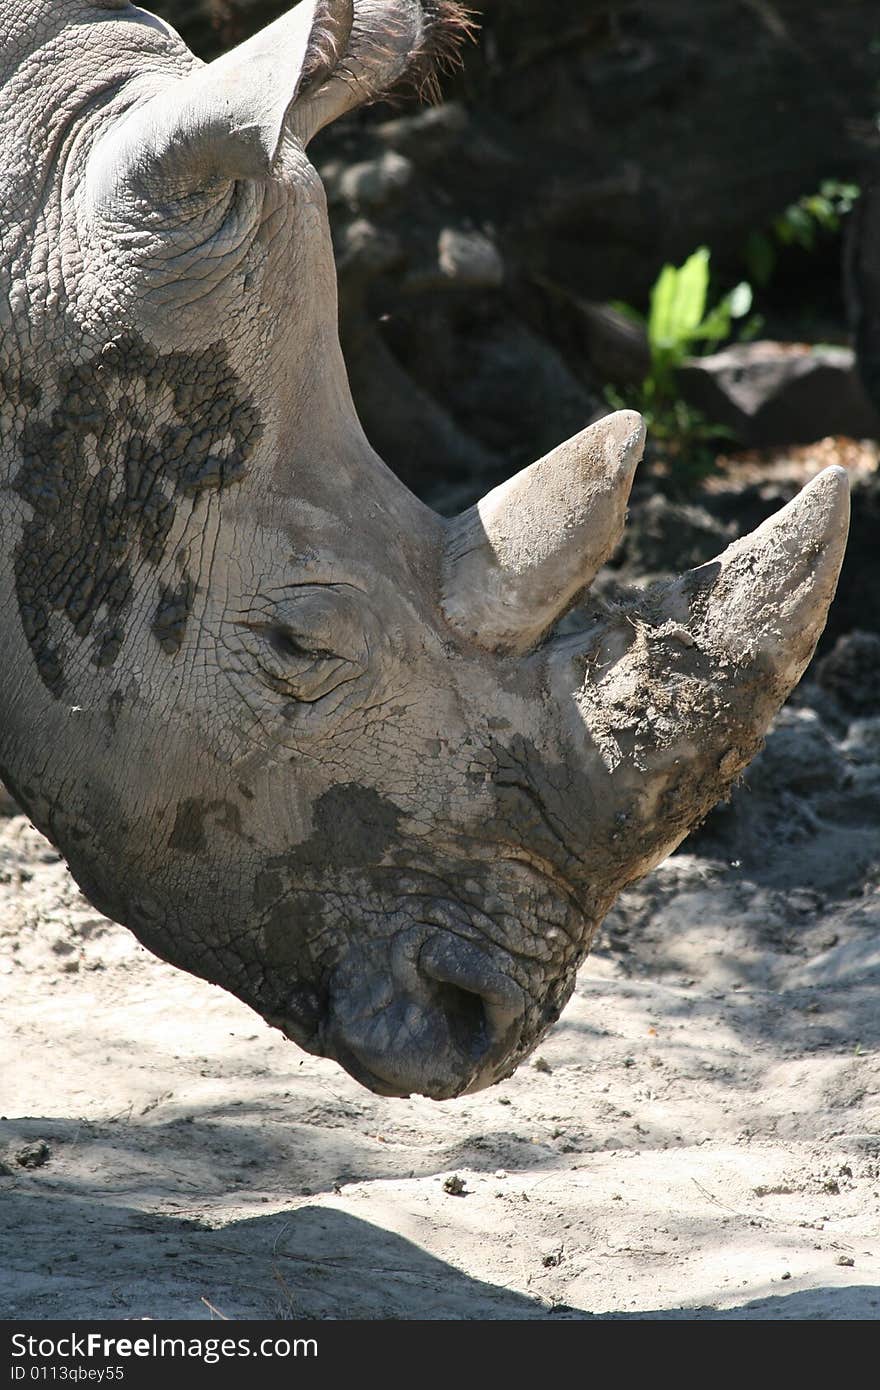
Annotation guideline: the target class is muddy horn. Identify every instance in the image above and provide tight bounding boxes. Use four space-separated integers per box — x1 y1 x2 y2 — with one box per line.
550 464 851 888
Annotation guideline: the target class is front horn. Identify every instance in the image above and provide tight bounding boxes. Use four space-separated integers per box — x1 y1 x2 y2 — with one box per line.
441 410 646 655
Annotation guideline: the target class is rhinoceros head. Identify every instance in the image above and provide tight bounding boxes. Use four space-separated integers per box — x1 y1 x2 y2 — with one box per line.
0 2 849 1098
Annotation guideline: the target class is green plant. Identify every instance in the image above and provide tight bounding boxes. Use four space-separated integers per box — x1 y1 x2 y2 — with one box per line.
607 247 753 481
745 179 861 287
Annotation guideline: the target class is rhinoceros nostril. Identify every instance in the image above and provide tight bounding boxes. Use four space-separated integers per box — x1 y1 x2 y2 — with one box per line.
428 979 488 1059
418 935 525 1055
320 936 527 1100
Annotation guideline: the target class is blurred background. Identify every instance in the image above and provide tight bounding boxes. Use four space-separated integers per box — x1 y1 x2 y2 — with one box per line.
150 0 880 694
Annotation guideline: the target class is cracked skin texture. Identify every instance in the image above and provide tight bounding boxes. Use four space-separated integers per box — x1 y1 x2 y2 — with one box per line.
0 3 848 1099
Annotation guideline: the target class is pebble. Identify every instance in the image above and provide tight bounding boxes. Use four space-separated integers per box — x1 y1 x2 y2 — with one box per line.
443 1174 467 1196
337 152 414 209
437 228 504 289
15 1139 50 1169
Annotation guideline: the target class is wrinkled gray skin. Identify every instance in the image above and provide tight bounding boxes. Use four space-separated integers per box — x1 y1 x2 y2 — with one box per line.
0 1 850 1099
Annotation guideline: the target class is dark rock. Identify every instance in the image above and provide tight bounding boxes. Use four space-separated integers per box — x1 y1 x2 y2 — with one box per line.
821 471 880 653
747 708 843 797
571 302 652 389
846 183 880 415
15 1140 51 1169
610 490 735 579
816 632 880 715
374 103 471 160
677 343 880 448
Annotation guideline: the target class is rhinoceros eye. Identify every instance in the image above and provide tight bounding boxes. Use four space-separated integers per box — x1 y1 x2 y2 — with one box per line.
237 584 370 706
266 624 320 661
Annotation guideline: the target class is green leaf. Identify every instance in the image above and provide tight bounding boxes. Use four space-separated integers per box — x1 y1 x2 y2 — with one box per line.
821 179 861 214
609 299 646 326
691 302 732 345
648 247 710 355
672 247 711 336
744 231 776 287
781 204 817 249
773 214 796 246
803 195 838 230
739 312 765 342
727 281 753 319
647 263 679 350
603 383 630 411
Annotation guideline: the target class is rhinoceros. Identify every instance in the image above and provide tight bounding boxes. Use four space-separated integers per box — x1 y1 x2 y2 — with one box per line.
0 0 849 1099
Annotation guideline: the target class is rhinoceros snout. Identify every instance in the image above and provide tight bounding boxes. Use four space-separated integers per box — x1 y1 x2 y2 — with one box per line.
320 933 527 1101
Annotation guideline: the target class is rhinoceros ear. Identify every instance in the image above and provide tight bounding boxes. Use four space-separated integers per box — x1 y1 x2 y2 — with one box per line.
442 411 646 655
88 1 472 205
295 0 478 136
87 0 355 202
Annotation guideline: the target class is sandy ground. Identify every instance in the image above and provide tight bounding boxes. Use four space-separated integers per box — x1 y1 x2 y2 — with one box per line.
1 686 879 1321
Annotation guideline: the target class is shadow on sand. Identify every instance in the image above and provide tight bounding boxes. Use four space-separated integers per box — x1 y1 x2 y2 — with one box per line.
2 1185 877 1320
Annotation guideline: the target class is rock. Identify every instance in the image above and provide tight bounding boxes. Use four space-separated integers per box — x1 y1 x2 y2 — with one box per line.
0 782 19 817
443 1174 467 1196
819 474 880 657
677 343 880 448
816 632 880 715
15 1139 51 1169
376 102 470 159
841 717 880 768
573 301 651 388
748 707 843 798
610 491 735 580
373 308 600 505
437 228 505 289
341 321 498 510
336 152 414 210
335 220 404 279
842 1134 880 1156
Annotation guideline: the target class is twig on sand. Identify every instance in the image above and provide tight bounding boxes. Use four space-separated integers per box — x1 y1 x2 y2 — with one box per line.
200 1296 230 1320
